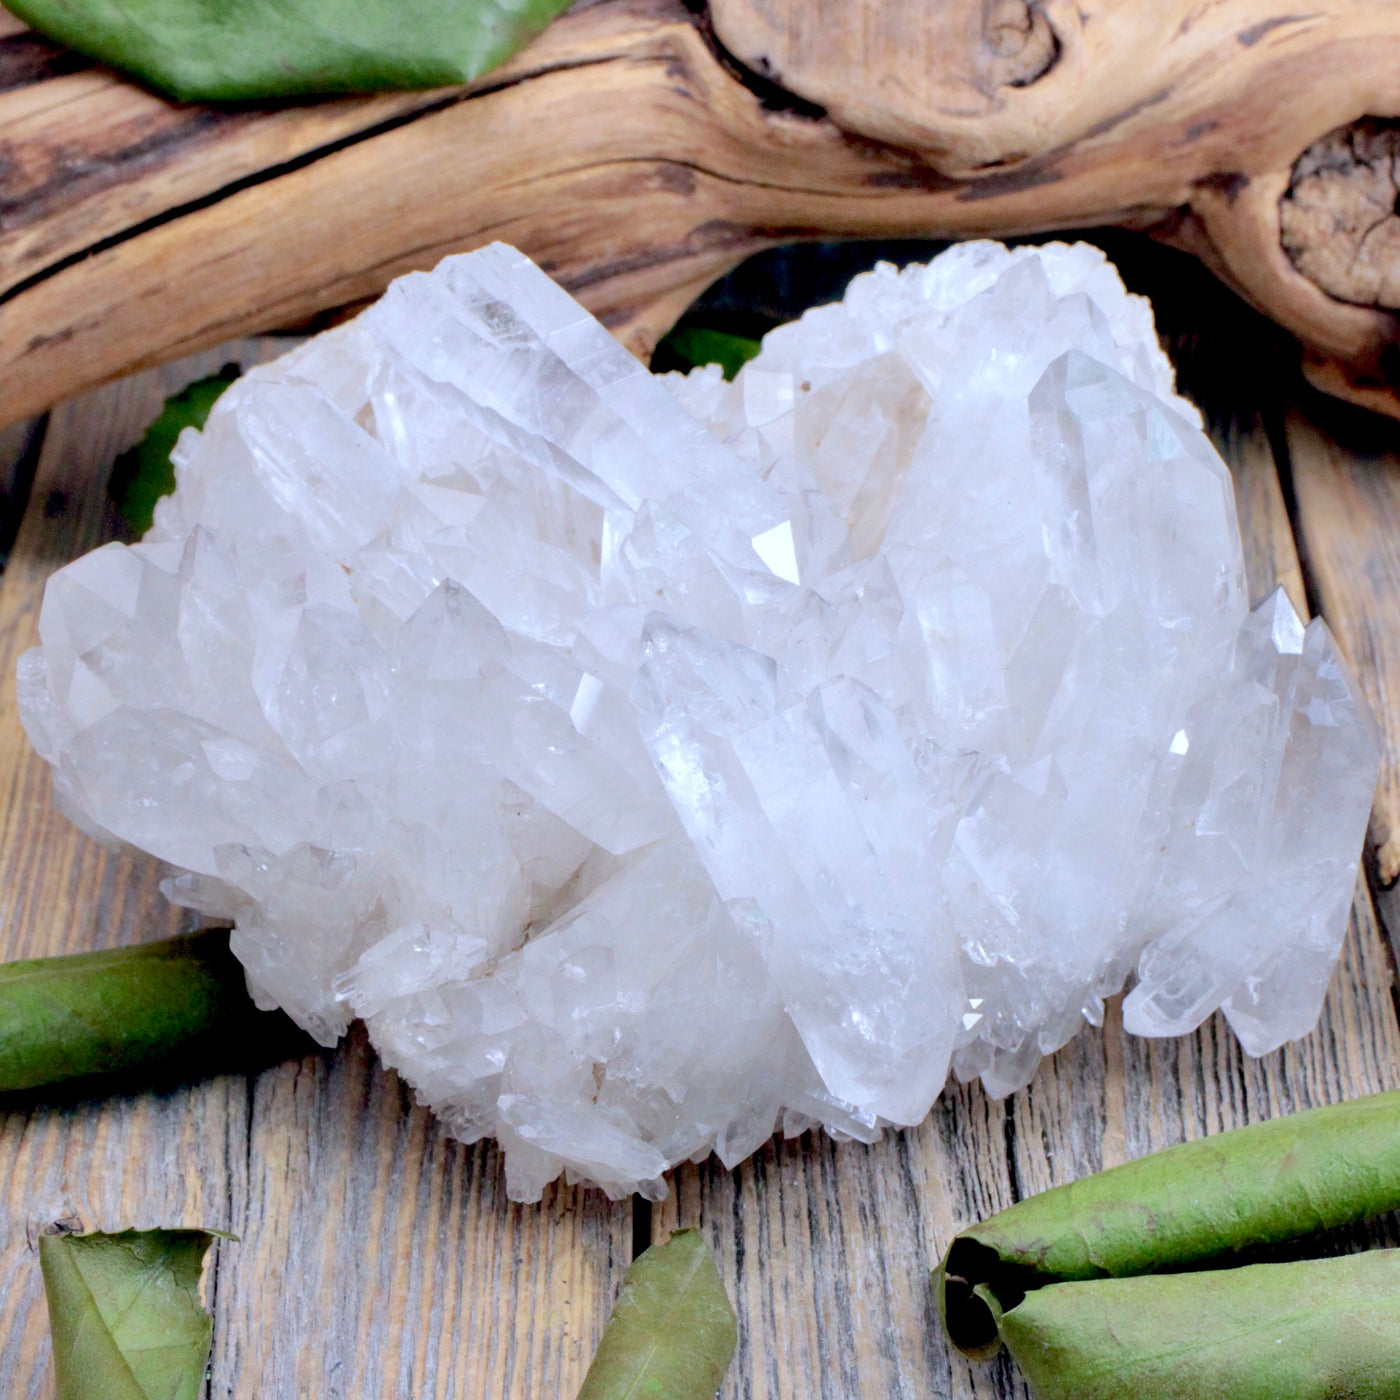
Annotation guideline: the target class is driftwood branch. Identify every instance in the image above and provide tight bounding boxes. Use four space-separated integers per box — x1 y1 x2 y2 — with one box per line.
4 0 1400 423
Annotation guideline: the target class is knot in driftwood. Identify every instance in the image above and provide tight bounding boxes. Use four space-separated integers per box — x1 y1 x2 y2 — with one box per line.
1282 119 1400 310
982 0 1056 88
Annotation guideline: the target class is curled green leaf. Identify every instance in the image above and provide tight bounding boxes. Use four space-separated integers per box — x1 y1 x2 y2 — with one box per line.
109 367 238 537
992 1249 1400 1400
936 1090 1400 1358
0 927 311 1097
655 327 763 382
4 0 574 102
39 1228 217 1400
577 1227 737 1400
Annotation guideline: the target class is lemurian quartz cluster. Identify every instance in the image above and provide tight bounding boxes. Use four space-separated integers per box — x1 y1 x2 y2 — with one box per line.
19 242 1379 1200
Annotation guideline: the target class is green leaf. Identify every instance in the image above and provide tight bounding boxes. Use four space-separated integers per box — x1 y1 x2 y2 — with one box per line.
656 327 762 381
577 1228 737 1400
4 0 574 101
0 927 311 1097
39 1229 216 1400
936 1089 1400 1358
993 1249 1400 1400
110 368 238 537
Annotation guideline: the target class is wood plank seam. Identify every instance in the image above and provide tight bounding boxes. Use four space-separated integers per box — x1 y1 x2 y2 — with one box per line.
0 413 45 569
1259 407 1326 621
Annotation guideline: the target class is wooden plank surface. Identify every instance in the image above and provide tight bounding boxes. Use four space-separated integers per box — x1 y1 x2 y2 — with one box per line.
0 344 631 1400
2 271 1400 1400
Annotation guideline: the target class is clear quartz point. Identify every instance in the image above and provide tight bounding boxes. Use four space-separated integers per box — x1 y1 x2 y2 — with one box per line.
18 241 1380 1199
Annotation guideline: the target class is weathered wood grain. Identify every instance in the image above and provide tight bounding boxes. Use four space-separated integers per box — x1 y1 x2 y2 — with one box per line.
709 0 1364 171
654 1087 1030 1400
215 1029 631 1400
0 343 632 1400
7 1 1400 424
0 0 462 295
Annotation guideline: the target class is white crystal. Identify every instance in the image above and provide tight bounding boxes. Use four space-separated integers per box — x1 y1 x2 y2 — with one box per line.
18 241 1380 1198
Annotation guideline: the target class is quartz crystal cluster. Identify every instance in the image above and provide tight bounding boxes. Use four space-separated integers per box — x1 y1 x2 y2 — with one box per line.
18 241 1380 1200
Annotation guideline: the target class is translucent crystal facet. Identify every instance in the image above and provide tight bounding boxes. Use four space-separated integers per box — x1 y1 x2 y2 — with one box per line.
18 241 1380 1198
